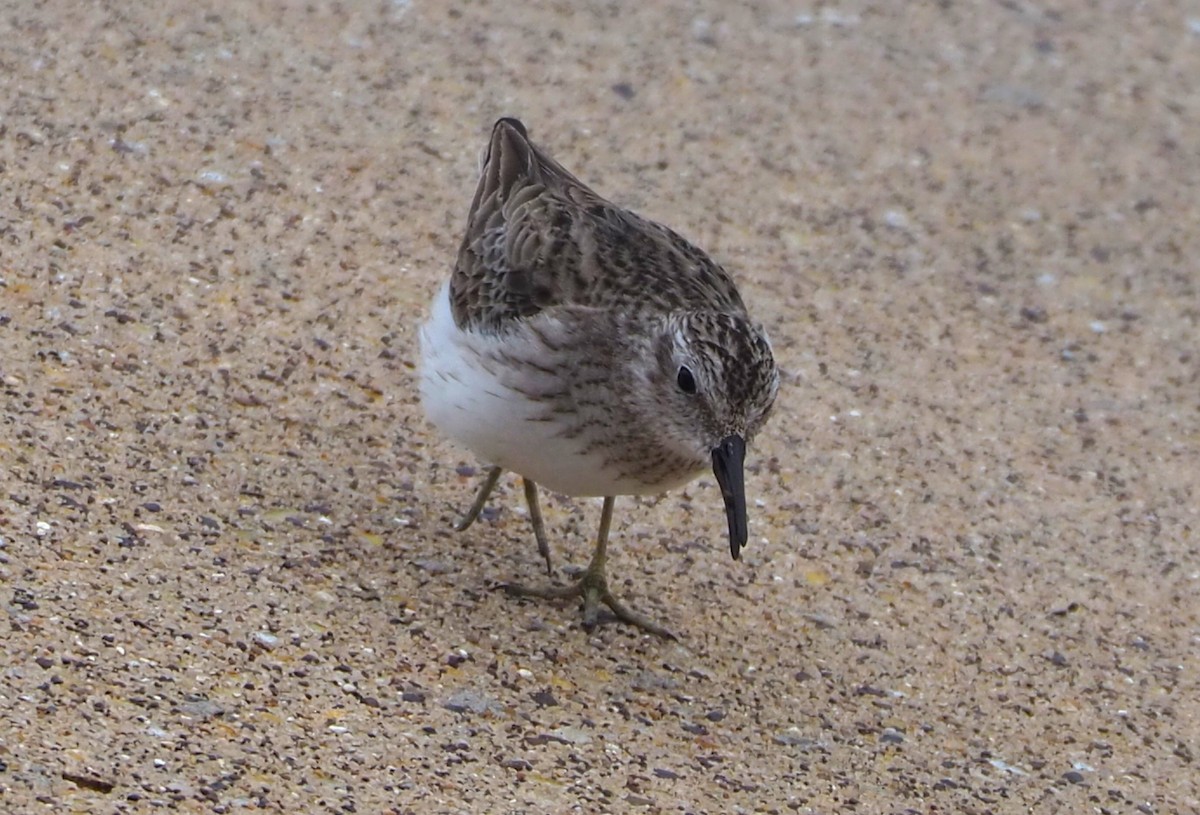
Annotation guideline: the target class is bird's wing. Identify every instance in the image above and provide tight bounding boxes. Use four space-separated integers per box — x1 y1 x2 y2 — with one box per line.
448 118 746 332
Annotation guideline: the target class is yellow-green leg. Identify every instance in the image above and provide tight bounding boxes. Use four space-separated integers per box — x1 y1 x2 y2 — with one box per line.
456 466 553 575
454 466 502 532
503 496 677 640
522 478 553 575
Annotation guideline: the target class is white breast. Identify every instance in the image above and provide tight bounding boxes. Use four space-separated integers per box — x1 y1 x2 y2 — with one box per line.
419 283 678 497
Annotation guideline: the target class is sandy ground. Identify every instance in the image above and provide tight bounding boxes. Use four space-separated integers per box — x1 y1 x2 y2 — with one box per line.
2 2 1198 813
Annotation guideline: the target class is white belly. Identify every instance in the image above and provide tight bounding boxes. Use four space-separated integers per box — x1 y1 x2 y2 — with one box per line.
418 283 689 496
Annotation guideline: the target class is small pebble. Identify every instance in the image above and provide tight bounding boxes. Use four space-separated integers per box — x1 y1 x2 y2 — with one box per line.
530 689 558 707
443 689 500 715
178 697 225 719
1020 306 1048 323
545 726 592 745
773 728 826 750
251 631 279 650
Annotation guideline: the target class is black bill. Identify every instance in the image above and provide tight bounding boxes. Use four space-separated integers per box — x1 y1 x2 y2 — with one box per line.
711 434 748 560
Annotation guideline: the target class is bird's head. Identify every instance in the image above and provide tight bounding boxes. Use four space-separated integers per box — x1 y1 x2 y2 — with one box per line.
632 310 779 559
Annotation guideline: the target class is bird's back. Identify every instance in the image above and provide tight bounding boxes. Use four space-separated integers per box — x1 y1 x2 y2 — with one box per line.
449 118 748 334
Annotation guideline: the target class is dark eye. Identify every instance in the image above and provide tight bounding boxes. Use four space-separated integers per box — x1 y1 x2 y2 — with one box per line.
676 366 697 394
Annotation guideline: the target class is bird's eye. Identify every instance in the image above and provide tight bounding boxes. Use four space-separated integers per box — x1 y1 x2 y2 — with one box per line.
676 366 697 394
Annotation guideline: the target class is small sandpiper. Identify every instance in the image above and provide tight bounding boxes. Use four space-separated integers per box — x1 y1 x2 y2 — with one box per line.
419 118 778 638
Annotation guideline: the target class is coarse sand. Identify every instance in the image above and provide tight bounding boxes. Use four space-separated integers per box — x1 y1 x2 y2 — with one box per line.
2 2 1197 813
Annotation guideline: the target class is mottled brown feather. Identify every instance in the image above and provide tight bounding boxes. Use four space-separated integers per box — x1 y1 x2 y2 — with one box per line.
450 118 748 332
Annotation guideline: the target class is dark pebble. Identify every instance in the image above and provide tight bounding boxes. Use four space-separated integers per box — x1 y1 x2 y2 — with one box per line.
413 558 451 574
530 689 558 707
1063 770 1085 784
1020 306 1048 323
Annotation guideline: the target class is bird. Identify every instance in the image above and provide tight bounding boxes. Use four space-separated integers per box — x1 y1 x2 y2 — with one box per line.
419 118 778 638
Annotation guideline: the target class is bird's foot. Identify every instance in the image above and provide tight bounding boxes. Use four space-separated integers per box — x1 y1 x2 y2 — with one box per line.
501 568 676 640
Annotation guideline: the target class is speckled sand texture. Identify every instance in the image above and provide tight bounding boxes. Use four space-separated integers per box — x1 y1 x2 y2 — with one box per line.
2 2 1198 813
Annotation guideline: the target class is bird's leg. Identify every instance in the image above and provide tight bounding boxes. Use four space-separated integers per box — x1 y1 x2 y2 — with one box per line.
576 497 677 638
454 466 502 532
522 478 553 575
502 496 677 640
456 468 551 573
